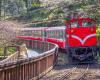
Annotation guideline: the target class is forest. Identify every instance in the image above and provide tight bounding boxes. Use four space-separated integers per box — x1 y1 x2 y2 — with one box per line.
0 0 100 26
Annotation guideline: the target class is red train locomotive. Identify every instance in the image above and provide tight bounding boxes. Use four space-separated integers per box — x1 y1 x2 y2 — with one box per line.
17 17 99 63
66 18 97 63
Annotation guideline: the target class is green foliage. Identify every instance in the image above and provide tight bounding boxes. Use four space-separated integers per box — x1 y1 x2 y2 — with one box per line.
27 6 65 27
6 2 18 16
0 47 16 56
28 9 49 21
1 0 99 27
32 3 40 7
8 47 17 55
96 24 100 38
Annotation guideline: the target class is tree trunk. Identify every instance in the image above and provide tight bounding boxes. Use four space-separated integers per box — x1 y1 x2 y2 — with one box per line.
4 47 7 58
0 0 2 20
3 0 6 20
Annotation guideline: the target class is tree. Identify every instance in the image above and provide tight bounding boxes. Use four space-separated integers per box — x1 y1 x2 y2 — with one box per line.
0 21 20 46
0 0 2 20
0 21 20 57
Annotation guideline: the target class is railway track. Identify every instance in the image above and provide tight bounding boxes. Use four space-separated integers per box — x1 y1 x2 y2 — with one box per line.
61 64 96 80
40 64 96 80
56 65 89 80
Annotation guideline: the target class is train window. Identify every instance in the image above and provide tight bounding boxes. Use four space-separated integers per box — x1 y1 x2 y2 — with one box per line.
47 30 64 39
49 31 51 38
32 30 35 36
33 30 36 37
59 30 63 39
32 30 42 37
25 30 32 36
82 21 93 27
56 30 59 38
49 31 52 38
44 31 46 37
21 30 25 36
53 30 63 39
53 31 55 38
55 31 57 37
68 21 78 28
29 30 32 36
47 31 49 38
48 31 53 38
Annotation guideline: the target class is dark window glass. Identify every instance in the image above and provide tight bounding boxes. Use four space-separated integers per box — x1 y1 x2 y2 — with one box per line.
82 21 93 27
32 30 42 37
68 21 78 28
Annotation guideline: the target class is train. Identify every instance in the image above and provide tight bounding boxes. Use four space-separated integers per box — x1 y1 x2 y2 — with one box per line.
17 17 100 63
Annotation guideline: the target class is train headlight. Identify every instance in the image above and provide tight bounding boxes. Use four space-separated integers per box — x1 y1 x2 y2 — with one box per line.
71 30 74 33
91 28 94 32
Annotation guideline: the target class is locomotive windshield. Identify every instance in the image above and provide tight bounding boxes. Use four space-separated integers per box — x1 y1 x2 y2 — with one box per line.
67 19 95 28
82 21 94 27
68 21 78 28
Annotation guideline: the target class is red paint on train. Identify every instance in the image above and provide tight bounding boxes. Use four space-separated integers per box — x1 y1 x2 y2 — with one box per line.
66 18 96 47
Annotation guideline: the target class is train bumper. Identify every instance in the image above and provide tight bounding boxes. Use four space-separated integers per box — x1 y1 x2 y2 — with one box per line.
69 46 100 61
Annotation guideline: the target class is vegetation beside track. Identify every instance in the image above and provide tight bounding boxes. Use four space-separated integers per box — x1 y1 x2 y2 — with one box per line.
97 24 100 37
0 47 16 56
97 24 100 45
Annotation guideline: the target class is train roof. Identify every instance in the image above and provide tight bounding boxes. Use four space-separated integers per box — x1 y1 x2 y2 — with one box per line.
46 26 65 30
20 27 48 31
20 26 65 31
66 17 95 23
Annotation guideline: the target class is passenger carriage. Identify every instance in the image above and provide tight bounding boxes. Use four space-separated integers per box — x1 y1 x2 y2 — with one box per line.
17 27 47 41
45 27 65 49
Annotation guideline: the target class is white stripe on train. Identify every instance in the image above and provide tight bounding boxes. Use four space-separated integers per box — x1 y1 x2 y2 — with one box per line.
71 33 96 45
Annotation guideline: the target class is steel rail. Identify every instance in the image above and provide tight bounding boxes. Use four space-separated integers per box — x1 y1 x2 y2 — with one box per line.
57 64 90 80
